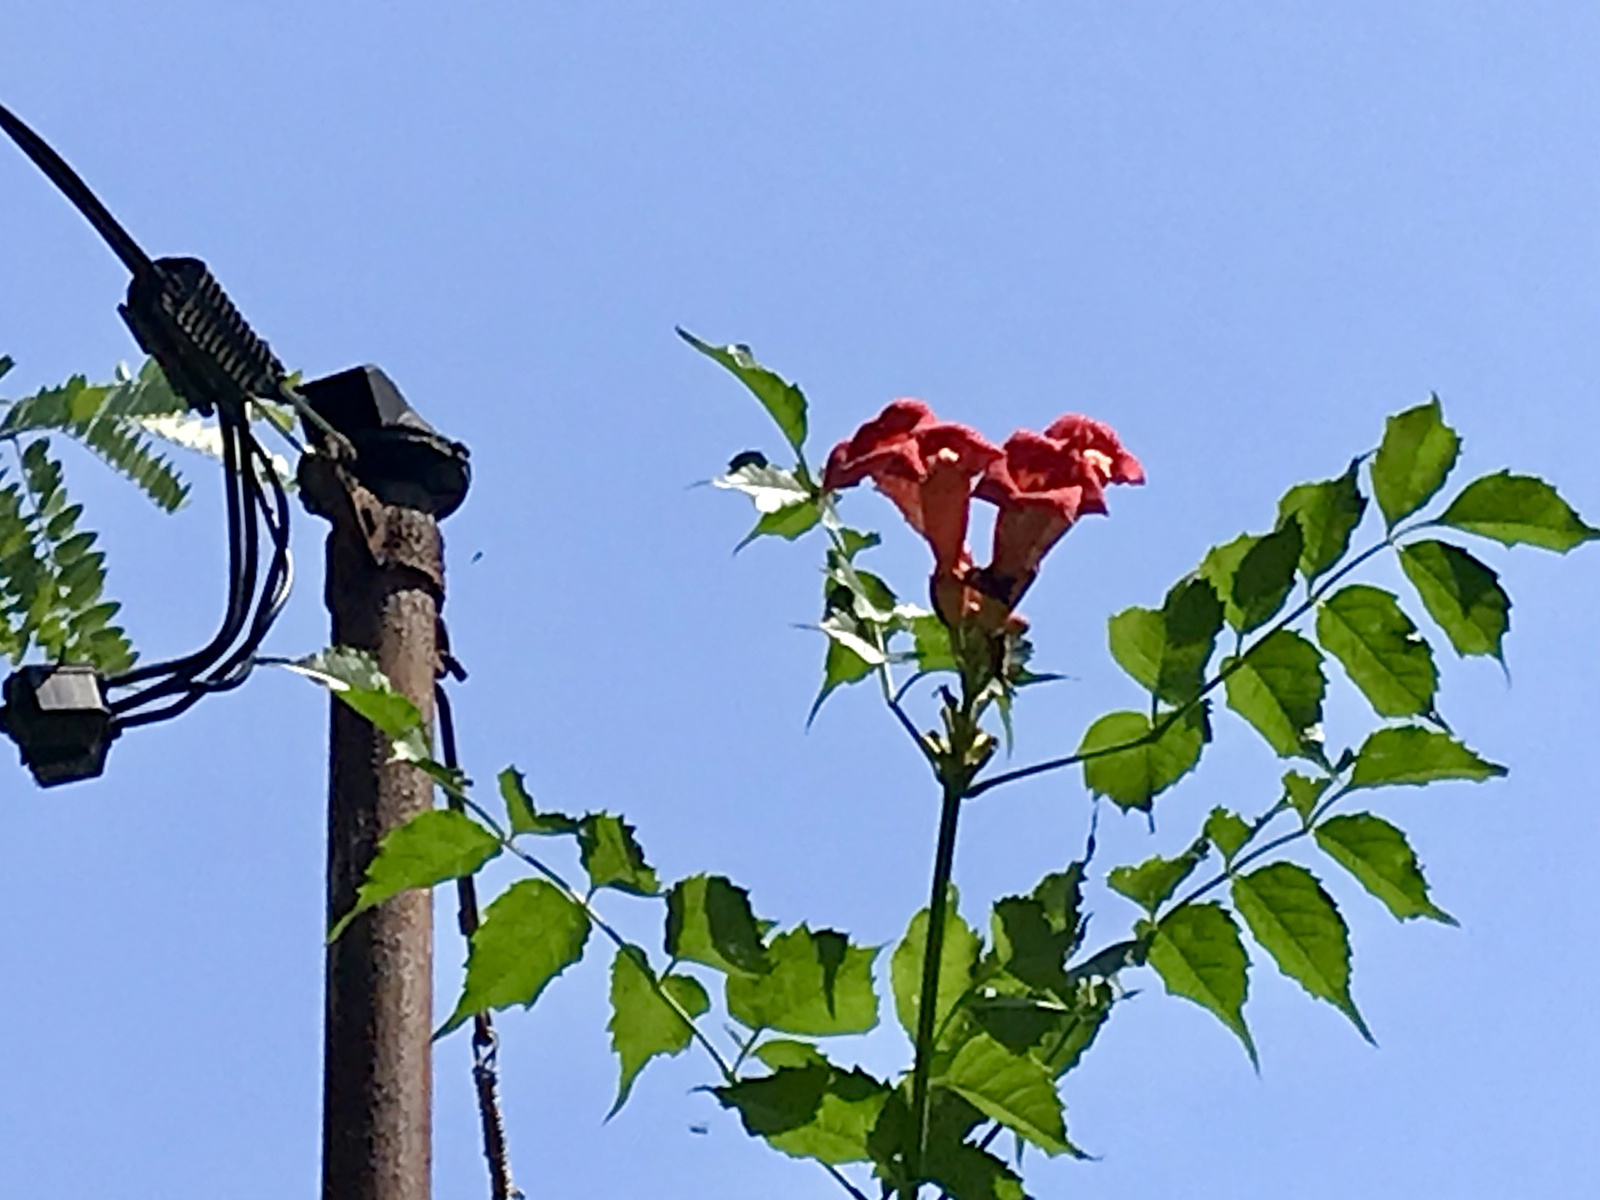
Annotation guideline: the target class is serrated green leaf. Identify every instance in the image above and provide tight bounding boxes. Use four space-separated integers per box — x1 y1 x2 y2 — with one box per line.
1315 813 1456 924
1230 520 1304 633
1279 460 1367 581
1232 863 1372 1041
892 893 982 1045
1030 864 1084 940
911 612 958 674
1142 903 1257 1066
755 1039 828 1070
1372 397 1460 528
1349 726 1507 788
808 633 876 724
1224 628 1326 758
1108 837 1208 914
607 946 710 1116
578 813 659 896
1316 585 1438 717
938 1033 1071 1155
727 926 878 1036
836 527 881 560
1078 708 1206 812
736 498 821 550
1398 540 1511 660
712 1062 829 1137
665 874 770 975
714 458 810 512
496 766 579 836
328 809 501 941
989 897 1073 993
285 648 430 760
680 329 809 454
1108 576 1222 706
1204 807 1252 864
1438 470 1599 552
441 878 590 1035
924 1138 1028 1200
1283 770 1331 824
763 1067 891 1165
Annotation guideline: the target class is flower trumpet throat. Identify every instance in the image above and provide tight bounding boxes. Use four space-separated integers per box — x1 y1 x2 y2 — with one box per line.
823 400 1144 632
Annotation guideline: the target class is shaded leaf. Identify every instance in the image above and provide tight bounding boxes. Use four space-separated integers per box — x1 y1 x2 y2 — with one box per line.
607 946 709 1116
328 809 501 941
497 766 579 836
1398 540 1510 660
1108 576 1222 705
764 1067 891 1165
1108 836 1208 914
1349 726 1506 789
1030 864 1085 940
680 329 809 454
1278 460 1367 581
1315 813 1456 924
1372 397 1460 528
712 1063 829 1137
727 926 878 1036
1282 770 1331 825
1078 708 1206 812
1230 519 1304 633
665 874 771 975
1232 863 1372 1042
989 897 1073 993
1438 471 1599 552
441 878 590 1035
1224 628 1326 758
1204 807 1252 864
579 813 659 895
1316 585 1438 717
1142 903 1257 1066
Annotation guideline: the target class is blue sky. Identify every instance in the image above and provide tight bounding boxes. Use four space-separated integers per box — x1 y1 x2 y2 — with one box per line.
1 5 1595 1198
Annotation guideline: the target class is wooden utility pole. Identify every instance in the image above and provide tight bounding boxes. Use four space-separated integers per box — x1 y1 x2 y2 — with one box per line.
297 364 470 1200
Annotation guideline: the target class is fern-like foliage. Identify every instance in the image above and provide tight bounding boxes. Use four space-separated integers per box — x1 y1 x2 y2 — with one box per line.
0 359 190 512
0 438 136 673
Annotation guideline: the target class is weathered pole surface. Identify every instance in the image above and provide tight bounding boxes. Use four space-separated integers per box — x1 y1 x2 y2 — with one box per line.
301 454 442 1200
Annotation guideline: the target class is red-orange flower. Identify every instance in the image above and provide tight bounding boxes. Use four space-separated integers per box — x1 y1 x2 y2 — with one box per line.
822 399 1001 578
974 416 1144 610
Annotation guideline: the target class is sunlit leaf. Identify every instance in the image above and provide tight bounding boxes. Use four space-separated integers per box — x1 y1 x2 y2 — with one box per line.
1204 807 1252 864
762 1066 891 1165
1108 837 1208 915
1283 770 1331 825
680 329 809 454
1398 540 1510 660
1109 576 1222 705
285 647 430 761
1349 726 1506 789
1223 629 1326 758
1316 585 1438 717
328 809 501 941
892 892 982 1046
1142 903 1257 1067
1372 397 1460 528
497 766 579 836
579 813 659 895
440 878 590 1035
607 945 709 1116
1278 460 1367 581
1315 813 1456 924
727 926 878 1036
938 1033 1072 1155
665 874 771 975
1232 863 1372 1042
1078 708 1206 812
1438 471 1600 552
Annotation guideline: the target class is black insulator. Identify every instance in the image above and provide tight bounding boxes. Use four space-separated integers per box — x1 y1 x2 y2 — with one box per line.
0 664 116 786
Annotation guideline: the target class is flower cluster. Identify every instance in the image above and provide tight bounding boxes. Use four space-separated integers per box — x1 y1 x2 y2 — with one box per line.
822 400 1143 633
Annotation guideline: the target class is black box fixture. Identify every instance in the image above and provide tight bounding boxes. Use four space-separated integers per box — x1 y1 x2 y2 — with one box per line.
0 664 116 786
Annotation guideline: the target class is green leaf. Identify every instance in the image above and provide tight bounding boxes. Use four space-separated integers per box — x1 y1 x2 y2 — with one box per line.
1078 708 1206 812
892 894 982 1044
680 329 809 454
1232 863 1372 1042
728 926 878 1036
607 946 710 1116
496 767 579 836
665 874 771 975
441 878 590 1035
1204 807 1252 864
713 457 810 511
1438 470 1600 552
1223 629 1327 758
763 1067 891 1165
711 1062 829 1137
989 897 1073 992
1108 576 1222 705
578 813 659 896
737 498 821 550
1108 836 1208 915
285 647 430 761
808 633 876 724
1030 864 1085 939
1283 770 1331 824
1316 585 1438 717
1372 396 1460 528
328 809 501 941
1398 540 1511 660
938 1033 1072 1155
754 1039 828 1070
1142 903 1257 1066
866 1091 1029 1200
1278 460 1367 582
911 612 958 674
1315 813 1456 924
1231 520 1304 633
1349 726 1507 789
